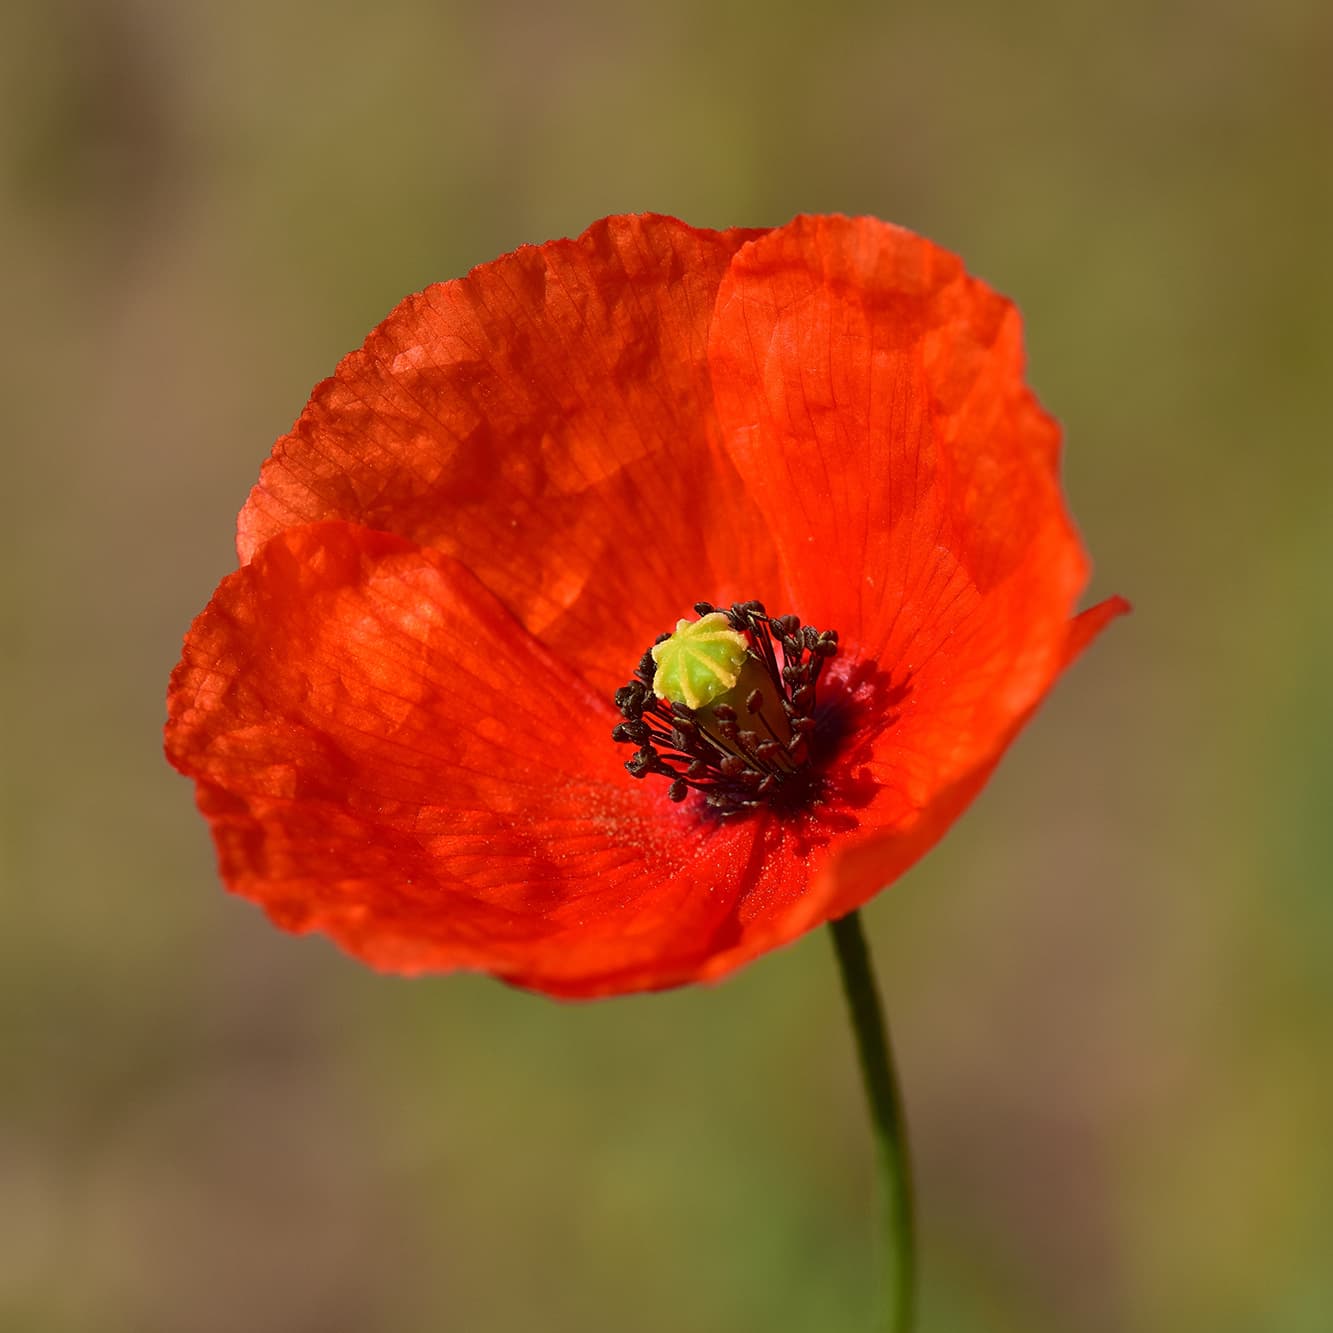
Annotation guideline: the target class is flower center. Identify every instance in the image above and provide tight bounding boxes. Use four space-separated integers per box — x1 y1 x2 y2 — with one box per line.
612 600 839 815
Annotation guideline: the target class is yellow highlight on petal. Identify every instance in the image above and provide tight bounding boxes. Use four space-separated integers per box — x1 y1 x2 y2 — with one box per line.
650 612 749 710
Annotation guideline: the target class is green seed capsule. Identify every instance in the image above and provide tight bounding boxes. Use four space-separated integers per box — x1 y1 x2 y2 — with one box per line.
649 612 749 710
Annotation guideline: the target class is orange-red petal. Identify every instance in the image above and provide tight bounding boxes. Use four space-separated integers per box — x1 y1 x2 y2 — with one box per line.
711 215 1080 662
237 215 779 700
167 521 858 995
798 595 1131 927
707 216 1111 907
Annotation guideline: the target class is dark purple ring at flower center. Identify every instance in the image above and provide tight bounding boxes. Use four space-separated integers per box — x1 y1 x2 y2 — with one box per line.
612 600 839 815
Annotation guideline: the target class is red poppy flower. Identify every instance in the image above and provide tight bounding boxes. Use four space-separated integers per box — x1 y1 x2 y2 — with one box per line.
166 214 1125 998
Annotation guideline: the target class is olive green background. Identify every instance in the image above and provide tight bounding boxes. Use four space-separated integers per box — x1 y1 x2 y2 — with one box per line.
4 0 1330 1329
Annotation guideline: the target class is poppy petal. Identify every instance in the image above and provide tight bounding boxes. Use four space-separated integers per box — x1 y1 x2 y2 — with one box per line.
237 215 779 700
1064 593 1132 662
167 520 834 996
798 594 1131 926
710 215 1099 824
711 215 1081 662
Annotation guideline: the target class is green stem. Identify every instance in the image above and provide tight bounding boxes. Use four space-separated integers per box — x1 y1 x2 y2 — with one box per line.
829 910 916 1333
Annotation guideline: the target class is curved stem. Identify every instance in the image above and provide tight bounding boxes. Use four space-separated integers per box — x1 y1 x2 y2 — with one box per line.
829 910 916 1332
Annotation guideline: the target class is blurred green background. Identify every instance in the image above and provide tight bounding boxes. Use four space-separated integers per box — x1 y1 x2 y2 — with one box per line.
4 0 1330 1329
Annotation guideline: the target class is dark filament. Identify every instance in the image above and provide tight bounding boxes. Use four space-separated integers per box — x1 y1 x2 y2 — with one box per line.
611 600 838 815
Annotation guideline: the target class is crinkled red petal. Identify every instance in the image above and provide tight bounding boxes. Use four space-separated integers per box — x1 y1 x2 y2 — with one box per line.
796 595 1131 929
705 216 1114 909
238 215 779 700
166 521 845 996
712 215 1081 663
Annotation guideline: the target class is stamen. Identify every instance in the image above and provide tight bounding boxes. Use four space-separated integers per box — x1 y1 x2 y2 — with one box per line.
611 601 840 815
